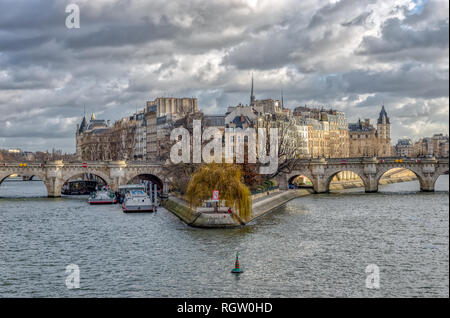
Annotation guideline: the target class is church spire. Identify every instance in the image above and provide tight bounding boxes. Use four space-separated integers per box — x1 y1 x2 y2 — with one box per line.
250 73 255 106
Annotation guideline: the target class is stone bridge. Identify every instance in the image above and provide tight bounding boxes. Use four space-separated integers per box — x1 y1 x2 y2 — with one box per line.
0 160 169 197
1 157 448 197
278 157 449 193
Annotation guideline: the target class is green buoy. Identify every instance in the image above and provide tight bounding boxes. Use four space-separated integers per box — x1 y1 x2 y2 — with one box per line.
231 252 244 274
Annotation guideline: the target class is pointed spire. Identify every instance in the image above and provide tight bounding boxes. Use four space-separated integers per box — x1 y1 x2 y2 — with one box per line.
377 104 390 124
79 112 87 134
281 90 284 109
250 73 255 106
91 113 96 121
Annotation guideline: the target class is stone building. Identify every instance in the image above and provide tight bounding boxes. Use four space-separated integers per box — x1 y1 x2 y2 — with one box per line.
395 138 414 157
225 104 258 127
109 116 138 160
376 105 391 156
223 79 308 159
147 97 198 117
76 113 112 160
145 106 158 161
413 134 449 158
144 97 199 161
293 106 349 158
76 113 138 161
133 111 147 160
348 105 391 157
225 105 309 159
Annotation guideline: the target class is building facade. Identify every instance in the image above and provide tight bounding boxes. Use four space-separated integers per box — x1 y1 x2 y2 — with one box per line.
348 105 392 157
395 138 414 157
293 106 349 158
147 97 198 117
76 113 138 161
75 90 404 165
413 134 449 158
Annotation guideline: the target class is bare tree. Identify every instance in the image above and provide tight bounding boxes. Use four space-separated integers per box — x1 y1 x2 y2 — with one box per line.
258 114 303 178
162 111 206 194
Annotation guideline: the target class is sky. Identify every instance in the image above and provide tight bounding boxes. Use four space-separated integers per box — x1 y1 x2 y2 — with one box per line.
0 0 448 153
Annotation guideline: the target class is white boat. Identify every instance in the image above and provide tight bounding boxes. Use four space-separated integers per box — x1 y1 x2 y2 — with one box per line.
118 184 146 203
122 189 154 213
88 189 117 205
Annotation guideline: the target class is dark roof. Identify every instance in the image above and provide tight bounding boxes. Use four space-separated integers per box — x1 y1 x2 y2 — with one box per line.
78 116 87 134
227 115 253 128
87 119 108 130
397 139 412 146
204 115 225 127
377 105 390 124
348 119 375 132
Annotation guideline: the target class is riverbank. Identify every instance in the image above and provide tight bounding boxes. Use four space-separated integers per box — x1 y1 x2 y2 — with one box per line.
162 168 419 228
162 189 312 228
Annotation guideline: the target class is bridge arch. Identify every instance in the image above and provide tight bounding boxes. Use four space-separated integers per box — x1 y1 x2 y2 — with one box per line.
433 173 449 191
376 166 425 191
286 170 316 190
62 170 112 185
0 171 49 197
57 170 113 196
125 173 164 191
288 174 314 189
326 168 368 192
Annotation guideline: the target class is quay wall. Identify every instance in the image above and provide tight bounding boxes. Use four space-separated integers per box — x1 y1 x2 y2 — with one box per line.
162 169 419 228
162 196 240 228
163 189 311 228
251 189 311 221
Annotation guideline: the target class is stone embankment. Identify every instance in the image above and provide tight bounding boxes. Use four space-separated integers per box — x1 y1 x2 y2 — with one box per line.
162 189 311 228
162 168 418 228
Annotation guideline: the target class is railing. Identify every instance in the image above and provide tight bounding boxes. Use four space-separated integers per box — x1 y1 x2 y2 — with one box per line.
1 157 447 168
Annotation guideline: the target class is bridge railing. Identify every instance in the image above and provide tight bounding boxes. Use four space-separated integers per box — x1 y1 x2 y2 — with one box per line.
1 157 447 168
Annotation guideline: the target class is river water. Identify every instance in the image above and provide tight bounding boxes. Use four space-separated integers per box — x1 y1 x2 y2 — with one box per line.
0 176 448 297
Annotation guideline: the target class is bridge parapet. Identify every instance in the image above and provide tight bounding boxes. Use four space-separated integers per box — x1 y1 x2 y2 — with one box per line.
0 160 169 197
284 157 448 193
1 158 448 197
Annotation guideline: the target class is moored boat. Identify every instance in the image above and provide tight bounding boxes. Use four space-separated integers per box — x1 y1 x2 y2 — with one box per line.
118 184 146 203
122 190 154 213
88 188 117 205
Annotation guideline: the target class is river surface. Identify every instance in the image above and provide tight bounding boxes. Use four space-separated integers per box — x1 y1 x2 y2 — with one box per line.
0 176 448 297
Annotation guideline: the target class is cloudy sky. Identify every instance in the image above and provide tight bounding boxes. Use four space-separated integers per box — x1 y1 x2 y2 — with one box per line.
0 0 448 152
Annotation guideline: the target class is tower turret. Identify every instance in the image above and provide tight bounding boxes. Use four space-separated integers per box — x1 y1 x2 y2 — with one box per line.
377 105 391 156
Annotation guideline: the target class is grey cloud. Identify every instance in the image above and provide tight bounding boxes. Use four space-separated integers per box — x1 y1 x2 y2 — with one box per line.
64 19 180 49
0 0 448 152
341 11 373 27
336 64 449 99
357 17 449 61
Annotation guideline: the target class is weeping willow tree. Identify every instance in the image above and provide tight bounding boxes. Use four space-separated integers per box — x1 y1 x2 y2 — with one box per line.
186 163 252 222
